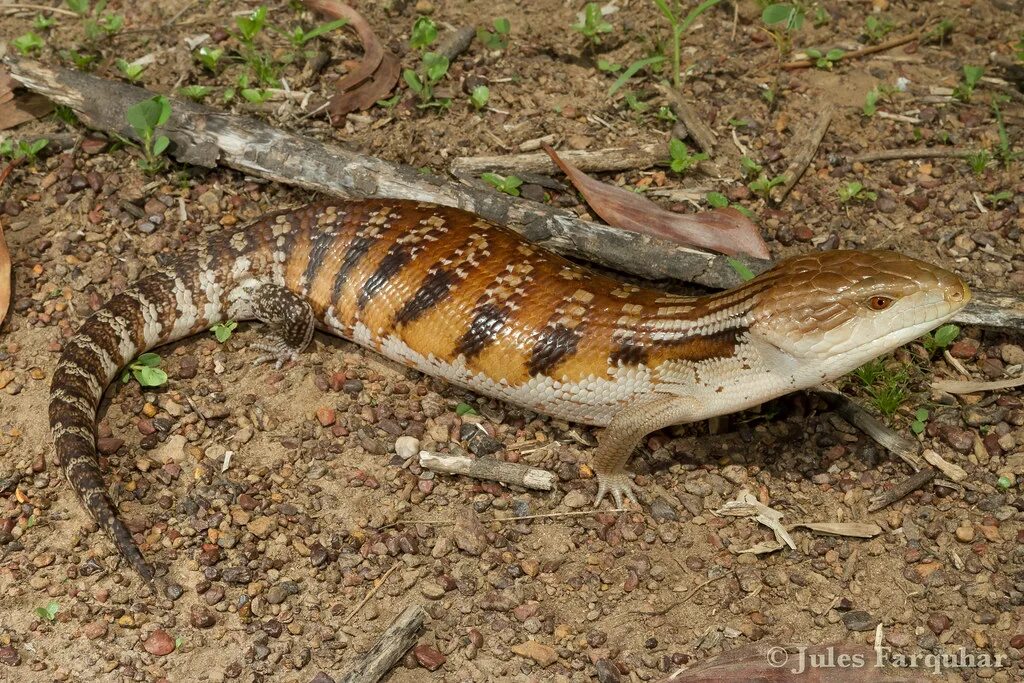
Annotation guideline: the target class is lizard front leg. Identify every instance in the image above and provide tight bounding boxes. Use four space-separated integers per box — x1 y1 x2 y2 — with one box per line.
244 282 315 368
593 394 702 507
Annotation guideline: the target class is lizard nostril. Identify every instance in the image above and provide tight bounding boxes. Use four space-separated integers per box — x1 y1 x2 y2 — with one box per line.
946 281 970 305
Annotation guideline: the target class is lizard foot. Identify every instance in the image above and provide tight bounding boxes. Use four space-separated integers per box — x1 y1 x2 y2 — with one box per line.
250 339 300 369
594 472 639 508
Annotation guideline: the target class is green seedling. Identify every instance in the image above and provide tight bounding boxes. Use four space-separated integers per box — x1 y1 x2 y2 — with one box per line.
12 32 45 55
211 320 237 343
726 256 755 281
178 85 212 102
651 0 723 88
477 17 510 51
120 352 168 387
54 105 78 126
925 18 954 45
34 14 56 30
707 191 754 218
66 0 123 41
921 323 959 357
410 16 438 50
403 52 451 109
740 156 762 178
997 475 1012 490
987 190 1012 206
35 601 59 622
1016 32 1024 63
237 74 271 103
863 15 894 43
598 58 621 73
623 92 649 113
728 118 750 128
572 3 613 45
668 138 708 174
966 150 990 176
909 407 929 435
608 55 664 96
812 5 830 27
0 138 49 164
60 48 98 70
66 0 88 13
837 181 876 203
656 106 676 122
803 47 844 70
195 46 224 72
761 2 805 56
481 172 522 196
125 95 172 174
748 174 785 197
469 85 490 111
455 402 478 417
854 358 909 418
952 65 983 103
115 58 146 83
863 87 880 117
282 18 347 47
991 97 1018 166
761 87 776 105
235 5 268 44
376 93 401 109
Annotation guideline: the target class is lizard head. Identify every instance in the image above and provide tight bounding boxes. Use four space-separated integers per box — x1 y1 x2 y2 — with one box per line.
746 250 970 381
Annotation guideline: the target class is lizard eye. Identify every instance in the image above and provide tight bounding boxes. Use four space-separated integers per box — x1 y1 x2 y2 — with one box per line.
867 295 895 311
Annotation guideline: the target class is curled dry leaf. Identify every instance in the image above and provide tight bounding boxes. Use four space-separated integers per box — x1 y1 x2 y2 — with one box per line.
302 0 400 124
0 159 19 329
542 144 769 259
0 66 53 131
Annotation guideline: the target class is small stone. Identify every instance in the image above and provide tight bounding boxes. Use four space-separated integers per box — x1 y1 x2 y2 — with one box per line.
842 610 878 632
0 646 21 666
510 640 558 667
247 516 276 539
309 673 335 683
562 489 590 509
649 497 678 521
941 427 974 454
1009 634 1024 649
906 193 929 211
97 437 125 455
222 567 252 584
927 613 951 635
413 643 446 671
68 175 88 192
955 524 975 543
595 658 621 683
81 136 108 154
190 607 216 628
1001 344 1024 366
83 621 107 640
33 552 55 568
165 584 184 600
420 581 446 599
143 629 175 656
315 407 336 427
454 510 490 556
342 379 363 394
395 436 420 459
949 339 980 359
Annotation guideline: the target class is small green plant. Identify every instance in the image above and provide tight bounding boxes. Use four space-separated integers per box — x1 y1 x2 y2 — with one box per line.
66 0 89 13
572 3 613 45
61 48 98 70
481 172 522 196
656 105 676 122
125 95 172 174
120 352 168 387
921 323 959 357
803 47 844 70
455 402 478 416
925 18 954 45
33 14 56 30
410 16 438 50
237 75 271 103
54 105 78 126
997 475 1012 490
652 0 723 89
211 320 238 343
282 17 347 47
66 1 123 41
909 407 929 435
115 58 146 83
178 85 212 102
469 85 490 111
0 138 49 164
12 32 45 55
35 601 59 622
235 5 268 44
862 87 880 117
952 65 983 103
748 173 786 197
608 55 664 96
812 5 830 27
726 256 756 281
761 2 805 56
987 190 1012 206
403 52 451 109
668 138 708 174
761 87 776 105
195 46 224 72
863 15 894 44
739 156 763 179
837 181 876 203
706 191 753 218
991 97 1018 166
966 150 990 176
854 359 909 418
597 58 621 73
623 92 648 113
376 93 401 109
1016 32 1024 63
477 17 510 51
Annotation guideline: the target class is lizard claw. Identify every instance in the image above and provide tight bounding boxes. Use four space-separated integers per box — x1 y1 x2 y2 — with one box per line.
594 472 639 509
250 340 299 369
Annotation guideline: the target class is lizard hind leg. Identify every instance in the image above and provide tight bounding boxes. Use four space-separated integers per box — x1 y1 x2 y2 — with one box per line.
246 283 315 369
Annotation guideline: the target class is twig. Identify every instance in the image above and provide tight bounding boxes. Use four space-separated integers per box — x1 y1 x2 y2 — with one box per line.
656 84 718 154
435 26 476 62
921 449 967 482
814 388 921 470
343 563 401 625
932 375 1024 394
450 143 666 176
338 605 426 683
632 573 726 617
1 3 78 16
418 451 556 490
770 105 833 204
381 508 626 530
867 468 936 512
942 349 970 377
847 147 982 164
781 32 921 69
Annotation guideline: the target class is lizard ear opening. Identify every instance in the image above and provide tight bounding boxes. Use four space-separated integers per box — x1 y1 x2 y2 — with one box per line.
867 295 895 311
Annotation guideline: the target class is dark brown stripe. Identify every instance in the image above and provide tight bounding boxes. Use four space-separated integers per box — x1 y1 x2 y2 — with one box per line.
455 303 508 360
609 338 649 367
664 329 741 363
394 268 454 325
358 247 411 309
527 323 582 377
303 231 339 291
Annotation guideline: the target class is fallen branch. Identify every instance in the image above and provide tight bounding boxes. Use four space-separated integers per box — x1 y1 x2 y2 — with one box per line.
771 104 833 204
847 147 982 164
450 143 666 176
418 451 556 491
435 26 476 62
3 56 755 289
656 84 718 155
867 467 936 512
814 388 921 470
339 605 426 683
781 32 921 70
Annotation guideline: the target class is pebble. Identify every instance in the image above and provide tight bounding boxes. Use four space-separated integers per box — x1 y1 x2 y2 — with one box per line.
222 567 252 584
315 407 336 427
510 640 558 667
595 658 621 683
927 613 951 635
395 436 420 459
841 610 878 631
190 607 216 628
453 510 489 556
143 629 175 656
420 581 446 599
247 516 276 539
0 646 21 666
955 524 975 543
649 497 678 521
83 621 107 640
562 489 590 509
1001 344 1024 366
412 644 446 671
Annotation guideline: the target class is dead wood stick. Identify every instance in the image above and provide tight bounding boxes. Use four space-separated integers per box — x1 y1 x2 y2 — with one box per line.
848 147 982 163
3 55 757 290
450 143 666 176
867 467 936 512
418 451 556 491
339 605 426 683
656 84 718 154
781 32 921 70
771 105 833 204
814 388 921 470
436 25 476 62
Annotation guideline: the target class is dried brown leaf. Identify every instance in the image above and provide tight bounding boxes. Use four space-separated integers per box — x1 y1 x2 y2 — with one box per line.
542 145 768 259
0 160 18 329
0 66 52 131
302 0 400 124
